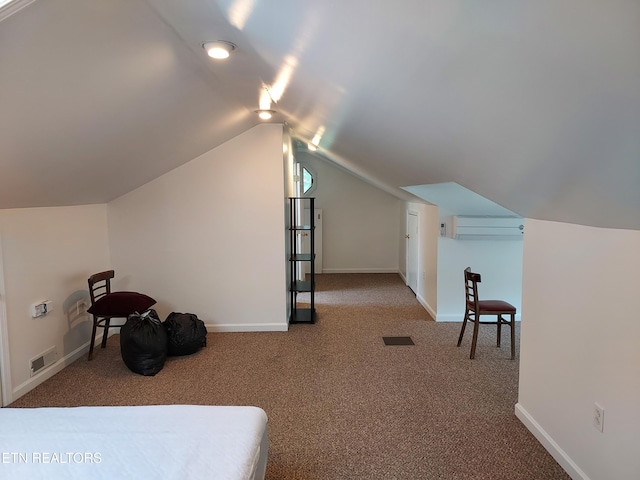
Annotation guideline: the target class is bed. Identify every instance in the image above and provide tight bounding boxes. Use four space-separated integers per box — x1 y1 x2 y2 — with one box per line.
0 404 268 480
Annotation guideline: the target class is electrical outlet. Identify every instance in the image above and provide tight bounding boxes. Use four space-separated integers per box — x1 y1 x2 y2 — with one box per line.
593 403 604 432
30 300 52 318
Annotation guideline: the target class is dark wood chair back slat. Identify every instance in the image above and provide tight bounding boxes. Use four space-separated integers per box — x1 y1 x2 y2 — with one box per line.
88 270 115 304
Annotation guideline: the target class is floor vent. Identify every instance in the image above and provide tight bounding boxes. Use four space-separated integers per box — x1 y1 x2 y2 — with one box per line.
383 336 415 346
30 346 57 377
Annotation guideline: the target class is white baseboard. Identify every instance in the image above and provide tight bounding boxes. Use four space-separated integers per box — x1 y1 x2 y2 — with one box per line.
321 268 399 274
11 334 104 403
415 293 436 320
205 323 288 332
515 403 589 480
398 271 407 284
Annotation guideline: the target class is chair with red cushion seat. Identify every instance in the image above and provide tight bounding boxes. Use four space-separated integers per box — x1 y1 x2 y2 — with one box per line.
457 267 516 359
87 270 156 360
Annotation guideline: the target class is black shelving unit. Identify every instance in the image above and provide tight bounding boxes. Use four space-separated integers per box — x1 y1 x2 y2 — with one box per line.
289 197 315 324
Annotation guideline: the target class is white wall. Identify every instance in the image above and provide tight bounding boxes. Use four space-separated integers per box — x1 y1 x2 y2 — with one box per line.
436 210 524 321
107 124 288 331
296 151 401 273
283 128 296 322
406 202 439 319
516 219 640 480
0 205 110 403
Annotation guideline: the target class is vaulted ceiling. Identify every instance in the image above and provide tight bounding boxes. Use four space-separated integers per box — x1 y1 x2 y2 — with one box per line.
1 0 638 229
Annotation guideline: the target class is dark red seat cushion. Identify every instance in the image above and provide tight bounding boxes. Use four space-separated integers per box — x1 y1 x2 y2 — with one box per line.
87 292 156 317
477 300 516 312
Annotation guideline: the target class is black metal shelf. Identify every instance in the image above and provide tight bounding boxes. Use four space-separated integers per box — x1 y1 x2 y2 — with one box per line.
290 308 315 324
290 253 314 262
290 280 313 292
289 196 316 324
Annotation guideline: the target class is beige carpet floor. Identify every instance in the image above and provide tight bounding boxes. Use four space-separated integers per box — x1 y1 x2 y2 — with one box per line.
9 273 569 479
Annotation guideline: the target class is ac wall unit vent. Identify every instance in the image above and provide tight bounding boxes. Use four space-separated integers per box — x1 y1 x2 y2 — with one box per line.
30 346 57 377
450 216 524 239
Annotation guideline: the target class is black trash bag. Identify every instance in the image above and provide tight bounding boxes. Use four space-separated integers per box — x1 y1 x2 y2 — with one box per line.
120 309 168 376
163 312 207 356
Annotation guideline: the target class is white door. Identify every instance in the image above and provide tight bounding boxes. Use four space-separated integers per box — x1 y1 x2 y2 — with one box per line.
406 211 419 293
302 209 322 274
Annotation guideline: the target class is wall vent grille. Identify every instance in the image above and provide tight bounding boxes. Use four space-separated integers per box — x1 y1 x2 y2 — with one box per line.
30 346 57 377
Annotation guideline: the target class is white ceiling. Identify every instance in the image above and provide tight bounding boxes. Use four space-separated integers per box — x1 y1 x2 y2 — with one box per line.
1 0 638 229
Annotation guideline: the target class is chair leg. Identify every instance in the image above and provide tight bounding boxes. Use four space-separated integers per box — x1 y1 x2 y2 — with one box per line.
469 314 479 359
510 313 515 360
497 314 502 347
88 317 98 361
101 319 111 348
457 311 470 347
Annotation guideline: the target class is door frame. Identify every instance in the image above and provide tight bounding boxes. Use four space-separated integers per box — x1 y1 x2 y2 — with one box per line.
293 161 323 278
0 235 12 406
406 210 419 293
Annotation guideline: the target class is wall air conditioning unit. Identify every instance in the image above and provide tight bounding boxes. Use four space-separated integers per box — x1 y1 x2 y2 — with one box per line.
450 216 524 239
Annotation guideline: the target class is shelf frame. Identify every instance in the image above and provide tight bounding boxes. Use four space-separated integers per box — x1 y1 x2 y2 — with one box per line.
288 196 316 324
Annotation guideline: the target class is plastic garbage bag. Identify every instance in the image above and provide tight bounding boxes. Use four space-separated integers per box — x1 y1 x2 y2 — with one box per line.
163 312 207 356
120 309 167 376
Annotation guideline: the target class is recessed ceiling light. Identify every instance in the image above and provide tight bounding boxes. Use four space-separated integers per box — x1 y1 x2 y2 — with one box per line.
255 109 276 120
203 41 236 59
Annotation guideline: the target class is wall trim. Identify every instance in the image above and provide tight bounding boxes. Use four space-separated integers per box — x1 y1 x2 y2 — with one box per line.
398 271 407 284
205 323 289 333
436 313 462 322
415 293 436 321
322 268 399 274
515 403 589 480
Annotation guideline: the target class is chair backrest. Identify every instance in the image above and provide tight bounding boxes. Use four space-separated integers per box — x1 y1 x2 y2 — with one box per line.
88 270 115 305
464 267 482 311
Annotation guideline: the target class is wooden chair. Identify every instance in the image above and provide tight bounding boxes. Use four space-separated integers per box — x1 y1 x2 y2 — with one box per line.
457 267 516 359
87 270 155 360
87 270 121 360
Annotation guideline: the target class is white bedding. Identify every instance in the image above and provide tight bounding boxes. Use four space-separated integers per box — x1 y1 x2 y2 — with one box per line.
0 405 268 480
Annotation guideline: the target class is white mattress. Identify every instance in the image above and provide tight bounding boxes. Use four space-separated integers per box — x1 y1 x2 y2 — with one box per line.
0 405 268 480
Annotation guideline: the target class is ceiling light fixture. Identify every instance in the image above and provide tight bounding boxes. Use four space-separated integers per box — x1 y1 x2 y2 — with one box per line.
0 0 36 22
308 126 325 151
203 41 236 59
255 109 276 120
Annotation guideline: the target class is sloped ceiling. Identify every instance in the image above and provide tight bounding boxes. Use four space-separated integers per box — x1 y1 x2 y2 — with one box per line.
1 0 638 229
404 183 518 217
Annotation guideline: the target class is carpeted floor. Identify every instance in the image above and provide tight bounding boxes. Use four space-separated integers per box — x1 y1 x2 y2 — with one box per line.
9 273 569 479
